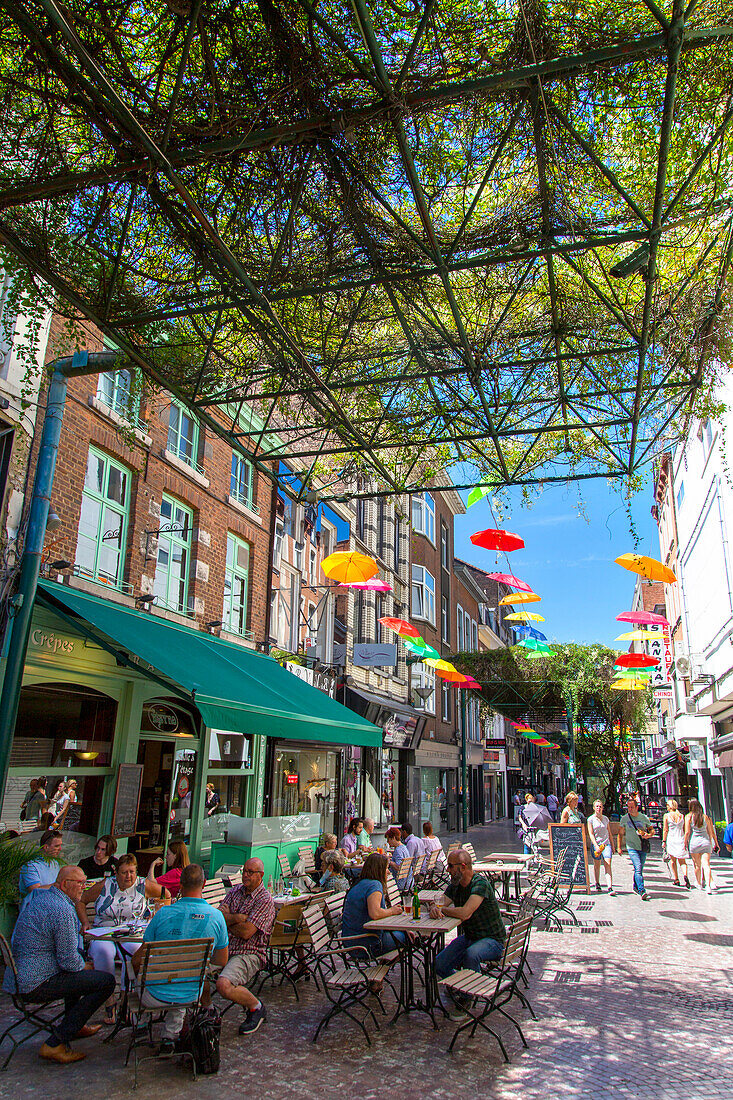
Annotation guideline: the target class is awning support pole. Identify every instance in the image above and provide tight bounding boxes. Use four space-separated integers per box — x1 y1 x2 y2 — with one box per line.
461 688 468 833
0 350 121 807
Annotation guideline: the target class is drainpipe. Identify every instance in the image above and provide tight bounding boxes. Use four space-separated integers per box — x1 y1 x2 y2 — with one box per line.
460 688 468 833
0 350 121 805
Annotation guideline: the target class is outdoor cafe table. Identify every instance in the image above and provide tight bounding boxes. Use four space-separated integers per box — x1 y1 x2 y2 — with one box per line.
363 911 460 1028
472 860 526 901
84 923 149 1041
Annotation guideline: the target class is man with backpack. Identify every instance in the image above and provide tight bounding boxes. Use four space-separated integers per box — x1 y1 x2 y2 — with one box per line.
132 863 228 1055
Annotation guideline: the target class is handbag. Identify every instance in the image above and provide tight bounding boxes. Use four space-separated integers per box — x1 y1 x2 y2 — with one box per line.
178 1006 221 1075
629 814 651 854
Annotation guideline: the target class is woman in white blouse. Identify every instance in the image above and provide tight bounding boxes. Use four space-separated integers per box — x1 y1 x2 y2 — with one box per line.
587 799 614 895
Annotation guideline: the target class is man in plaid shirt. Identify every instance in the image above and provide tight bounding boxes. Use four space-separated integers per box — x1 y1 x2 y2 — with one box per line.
430 848 506 1016
216 857 275 1034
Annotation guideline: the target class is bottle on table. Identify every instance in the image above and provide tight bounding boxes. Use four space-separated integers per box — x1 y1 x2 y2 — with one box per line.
412 885 421 921
267 874 274 893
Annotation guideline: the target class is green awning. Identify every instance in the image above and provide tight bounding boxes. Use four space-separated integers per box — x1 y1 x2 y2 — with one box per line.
37 581 380 747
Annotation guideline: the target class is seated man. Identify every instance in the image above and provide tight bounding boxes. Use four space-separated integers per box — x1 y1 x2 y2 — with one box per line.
216 857 275 1035
431 848 506 1013
131 863 228 1055
18 828 64 911
3 865 115 1064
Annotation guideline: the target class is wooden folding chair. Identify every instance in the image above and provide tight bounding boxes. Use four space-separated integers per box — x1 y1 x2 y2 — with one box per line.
257 902 312 1002
125 937 213 1087
298 846 317 877
394 855 417 897
440 910 535 1058
385 876 401 908
301 905 396 1046
324 891 347 938
463 842 478 862
278 852 292 878
0 933 65 1071
415 848 439 886
201 879 227 908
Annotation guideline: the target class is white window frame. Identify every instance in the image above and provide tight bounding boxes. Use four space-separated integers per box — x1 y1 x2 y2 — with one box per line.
96 369 141 426
411 492 435 544
153 494 193 613
471 620 478 651
413 664 436 715
230 452 254 509
441 680 451 722
167 400 202 472
411 565 435 625
223 532 250 637
441 594 449 644
75 446 130 588
457 603 465 651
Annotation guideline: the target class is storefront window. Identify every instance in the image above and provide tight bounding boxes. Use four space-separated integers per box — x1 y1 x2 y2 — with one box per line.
270 746 340 836
362 746 384 826
382 753 400 824
10 682 116 769
169 746 197 843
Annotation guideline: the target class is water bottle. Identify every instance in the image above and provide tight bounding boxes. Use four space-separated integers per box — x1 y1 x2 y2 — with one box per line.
267 874 274 893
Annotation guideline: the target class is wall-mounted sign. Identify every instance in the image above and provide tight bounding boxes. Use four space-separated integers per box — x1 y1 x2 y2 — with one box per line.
141 700 197 739
352 643 397 667
485 738 506 748
30 629 75 656
148 704 179 733
286 773 299 785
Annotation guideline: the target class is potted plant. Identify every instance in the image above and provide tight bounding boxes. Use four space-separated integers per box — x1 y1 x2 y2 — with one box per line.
714 821 730 857
0 833 41 941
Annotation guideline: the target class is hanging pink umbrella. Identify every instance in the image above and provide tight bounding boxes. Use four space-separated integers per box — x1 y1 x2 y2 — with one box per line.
486 573 532 593
339 579 393 592
616 610 669 626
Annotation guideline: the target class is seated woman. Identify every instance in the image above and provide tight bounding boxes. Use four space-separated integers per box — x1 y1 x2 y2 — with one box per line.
314 832 337 873
341 853 406 960
319 850 350 892
146 839 189 899
385 825 412 888
79 835 118 880
82 853 167 1024
341 818 364 855
421 822 446 868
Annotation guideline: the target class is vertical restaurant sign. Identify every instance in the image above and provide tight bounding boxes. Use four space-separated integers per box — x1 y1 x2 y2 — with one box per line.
647 628 673 686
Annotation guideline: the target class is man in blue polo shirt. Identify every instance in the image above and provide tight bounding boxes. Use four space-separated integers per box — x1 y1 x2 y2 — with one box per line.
132 863 228 1054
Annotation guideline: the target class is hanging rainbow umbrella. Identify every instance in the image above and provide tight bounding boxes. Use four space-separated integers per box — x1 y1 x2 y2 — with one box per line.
322 551 378 583
615 653 659 668
467 485 492 507
470 528 525 552
615 629 663 642
339 579 392 592
402 637 441 661
505 611 545 622
486 573 532 592
499 592 541 605
379 617 421 639
615 553 677 584
617 610 669 626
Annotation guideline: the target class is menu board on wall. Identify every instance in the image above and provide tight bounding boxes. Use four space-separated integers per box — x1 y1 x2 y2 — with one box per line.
111 763 144 838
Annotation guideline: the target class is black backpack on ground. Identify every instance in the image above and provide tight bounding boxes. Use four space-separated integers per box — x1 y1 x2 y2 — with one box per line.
178 1006 221 1074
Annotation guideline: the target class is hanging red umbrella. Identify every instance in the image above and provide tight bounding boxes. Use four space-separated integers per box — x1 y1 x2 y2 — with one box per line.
616 610 669 626
486 573 532 592
615 653 659 668
470 528 525 552
379 617 421 639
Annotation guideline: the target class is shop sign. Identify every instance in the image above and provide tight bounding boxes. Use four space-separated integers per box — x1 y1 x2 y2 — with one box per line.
352 643 397 667
383 714 414 749
653 686 673 699
30 629 75 655
285 773 299 785
485 737 506 748
148 704 179 733
285 661 336 698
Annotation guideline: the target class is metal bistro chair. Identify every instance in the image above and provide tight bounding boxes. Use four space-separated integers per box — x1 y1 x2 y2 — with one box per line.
301 905 397 1046
533 851 580 931
439 908 535 1059
0 933 65 1071
125 937 213 1088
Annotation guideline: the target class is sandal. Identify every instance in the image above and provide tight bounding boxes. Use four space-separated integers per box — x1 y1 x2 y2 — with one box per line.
103 1005 116 1026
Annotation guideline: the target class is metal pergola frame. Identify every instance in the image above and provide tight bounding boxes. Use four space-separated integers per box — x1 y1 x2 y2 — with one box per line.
1 0 733 497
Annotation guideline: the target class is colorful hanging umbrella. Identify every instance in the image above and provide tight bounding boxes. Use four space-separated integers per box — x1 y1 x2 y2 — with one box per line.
467 485 492 507
514 625 548 641
339 579 392 592
322 551 378 583
499 592 541 605
402 637 441 661
614 667 652 678
615 629 662 642
461 679 482 690
615 553 677 584
379 617 421 639
423 658 459 673
611 680 647 691
435 667 467 683
486 573 532 592
616 610 669 626
505 611 545 622
516 638 553 653
470 528 525 552
615 653 659 668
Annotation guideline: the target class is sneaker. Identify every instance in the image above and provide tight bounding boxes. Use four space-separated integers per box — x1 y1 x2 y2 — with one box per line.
706 885 712 894
238 1002 266 1035
641 892 650 901
158 1039 175 1057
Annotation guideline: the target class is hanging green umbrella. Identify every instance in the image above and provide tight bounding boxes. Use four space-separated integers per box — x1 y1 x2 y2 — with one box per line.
402 637 441 661
467 484 492 507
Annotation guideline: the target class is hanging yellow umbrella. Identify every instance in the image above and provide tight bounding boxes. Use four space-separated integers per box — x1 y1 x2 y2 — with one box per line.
611 679 648 690
614 553 677 584
321 551 378 583
615 630 663 642
499 592 541 606
505 611 545 622
423 658 459 673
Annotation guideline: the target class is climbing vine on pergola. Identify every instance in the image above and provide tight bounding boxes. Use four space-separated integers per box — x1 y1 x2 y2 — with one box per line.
2 0 733 498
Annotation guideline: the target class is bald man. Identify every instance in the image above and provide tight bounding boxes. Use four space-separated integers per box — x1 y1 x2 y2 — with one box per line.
216 858 276 1035
3 866 115 1063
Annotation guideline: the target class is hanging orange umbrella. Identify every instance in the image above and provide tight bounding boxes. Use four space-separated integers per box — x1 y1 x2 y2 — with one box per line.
499 592 541 605
435 667 468 683
614 553 677 584
379 617 421 639
505 611 545 622
321 551 378 583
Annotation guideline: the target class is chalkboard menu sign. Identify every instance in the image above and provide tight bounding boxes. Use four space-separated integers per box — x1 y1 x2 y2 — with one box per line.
548 823 589 893
111 763 144 838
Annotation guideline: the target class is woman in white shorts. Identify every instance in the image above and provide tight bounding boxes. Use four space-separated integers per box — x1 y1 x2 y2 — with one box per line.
684 798 719 893
587 799 614 895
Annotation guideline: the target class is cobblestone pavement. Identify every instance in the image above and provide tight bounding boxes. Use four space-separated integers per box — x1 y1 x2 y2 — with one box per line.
2 821 732 1099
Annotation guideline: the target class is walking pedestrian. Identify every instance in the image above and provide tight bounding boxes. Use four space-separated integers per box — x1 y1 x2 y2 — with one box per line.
684 798 719 893
662 799 690 888
546 791 559 821
587 799 614 895
620 796 654 900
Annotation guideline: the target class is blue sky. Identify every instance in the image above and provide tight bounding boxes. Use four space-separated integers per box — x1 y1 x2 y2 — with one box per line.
453 477 661 648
